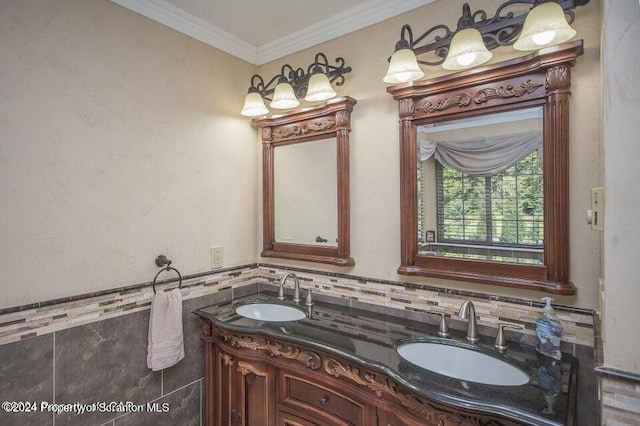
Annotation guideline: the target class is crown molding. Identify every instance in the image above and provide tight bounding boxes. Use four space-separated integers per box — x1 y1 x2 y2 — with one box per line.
110 0 436 66
255 0 436 65
110 0 258 64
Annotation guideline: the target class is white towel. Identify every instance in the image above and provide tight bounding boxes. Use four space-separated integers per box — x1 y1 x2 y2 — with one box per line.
147 288 185 371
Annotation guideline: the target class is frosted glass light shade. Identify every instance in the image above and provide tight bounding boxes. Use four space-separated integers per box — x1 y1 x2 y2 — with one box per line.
304 73 337 102
442 28 492 71
240 92 269 117
513 2 576 51
270 82 300 109
383 48 425 84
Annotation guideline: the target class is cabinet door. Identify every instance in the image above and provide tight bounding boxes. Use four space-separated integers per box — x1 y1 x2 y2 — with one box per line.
277 411 322 426
376 408 416 426
215 348 276 426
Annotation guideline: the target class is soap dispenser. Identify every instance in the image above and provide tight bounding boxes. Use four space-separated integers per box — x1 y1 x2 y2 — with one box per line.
535 297 563 360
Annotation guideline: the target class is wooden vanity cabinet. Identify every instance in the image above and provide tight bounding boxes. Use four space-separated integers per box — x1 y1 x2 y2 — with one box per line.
374 410 411 426
214 345 276 425
278 411 324 426
278 370 371 425
201 321 521 426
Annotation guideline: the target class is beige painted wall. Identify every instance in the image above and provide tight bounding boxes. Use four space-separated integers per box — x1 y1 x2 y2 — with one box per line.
257 0 603 309
0 0 259 308
0 0 604 311
602 0 640 374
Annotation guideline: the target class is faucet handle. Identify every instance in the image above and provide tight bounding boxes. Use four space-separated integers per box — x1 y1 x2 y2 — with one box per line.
495 323 523 351
427 311 450 338
305 289 314 307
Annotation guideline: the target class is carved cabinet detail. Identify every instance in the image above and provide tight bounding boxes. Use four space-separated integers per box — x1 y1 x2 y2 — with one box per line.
201 323 520 426
214 348 276 425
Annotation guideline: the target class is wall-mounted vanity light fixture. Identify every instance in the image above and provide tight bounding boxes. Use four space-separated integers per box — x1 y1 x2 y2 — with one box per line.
241 52 352 117
383 0 587 83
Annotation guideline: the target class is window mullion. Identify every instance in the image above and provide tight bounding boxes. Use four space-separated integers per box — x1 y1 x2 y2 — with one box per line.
485 176 492 244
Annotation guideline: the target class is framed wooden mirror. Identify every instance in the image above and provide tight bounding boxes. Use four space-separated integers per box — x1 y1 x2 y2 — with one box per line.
254 97 356 266
387 41 583 294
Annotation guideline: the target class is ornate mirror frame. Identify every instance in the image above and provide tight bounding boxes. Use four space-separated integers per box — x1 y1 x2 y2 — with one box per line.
254 97 356 266
387 41 583 294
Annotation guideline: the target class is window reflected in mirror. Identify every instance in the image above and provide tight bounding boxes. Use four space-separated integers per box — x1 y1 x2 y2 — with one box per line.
417 108 543 265
274 138 337 246
388 42 583 293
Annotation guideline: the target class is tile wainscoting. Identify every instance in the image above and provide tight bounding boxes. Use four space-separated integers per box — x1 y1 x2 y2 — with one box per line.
0 263 599 425
598 368 640 426
0 265 259 426
0 264 260 345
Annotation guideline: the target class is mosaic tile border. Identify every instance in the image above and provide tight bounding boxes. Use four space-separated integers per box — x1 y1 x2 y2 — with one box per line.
258 264 596 347
0 262 596 348
0 263 258 316
0 265 260 345
258 263 594 313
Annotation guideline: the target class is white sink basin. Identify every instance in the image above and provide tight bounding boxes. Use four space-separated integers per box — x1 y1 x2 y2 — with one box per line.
397 342 529 386
235 302 306 322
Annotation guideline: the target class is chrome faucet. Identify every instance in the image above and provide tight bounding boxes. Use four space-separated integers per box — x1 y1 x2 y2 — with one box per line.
278 272 301 304
458 300 479 343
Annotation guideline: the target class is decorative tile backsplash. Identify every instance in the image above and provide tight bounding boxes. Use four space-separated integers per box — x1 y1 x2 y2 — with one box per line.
0 263 596 348
259 264 596 348
0 264 260 345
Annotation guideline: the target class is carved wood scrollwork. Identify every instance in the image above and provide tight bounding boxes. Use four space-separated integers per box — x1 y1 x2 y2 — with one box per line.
322 357 503 426
545 66 571 92
221 330 321 370
335 110 350 128
399 98 415 119
261 126 272 142
237 360 267 377
417 93 472 113
416 80 543 114
272 119 336 139
474 80 543 104
220 353 234 366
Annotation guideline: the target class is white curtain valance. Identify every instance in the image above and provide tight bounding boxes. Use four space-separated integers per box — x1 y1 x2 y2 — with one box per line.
419 131 542 177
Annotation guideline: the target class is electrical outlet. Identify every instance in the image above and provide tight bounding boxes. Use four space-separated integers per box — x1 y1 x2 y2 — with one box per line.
210 246 223 269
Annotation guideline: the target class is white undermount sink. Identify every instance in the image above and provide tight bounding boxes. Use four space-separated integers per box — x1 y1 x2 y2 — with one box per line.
397 341 529 386
235 302 306 322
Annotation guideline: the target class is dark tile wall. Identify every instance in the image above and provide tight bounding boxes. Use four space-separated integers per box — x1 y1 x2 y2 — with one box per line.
0 287 242 426
163 288 237 394
114 381 201 426
575 344 598 425
0 334 54 426
55 310 163 425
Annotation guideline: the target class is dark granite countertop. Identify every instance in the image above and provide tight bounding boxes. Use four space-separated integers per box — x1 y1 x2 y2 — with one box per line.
194 291 595 426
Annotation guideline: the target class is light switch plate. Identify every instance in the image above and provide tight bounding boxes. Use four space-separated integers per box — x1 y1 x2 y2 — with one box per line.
588 187 604 232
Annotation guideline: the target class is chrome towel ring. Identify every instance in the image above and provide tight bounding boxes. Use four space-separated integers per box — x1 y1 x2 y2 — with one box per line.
152 255 182 294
